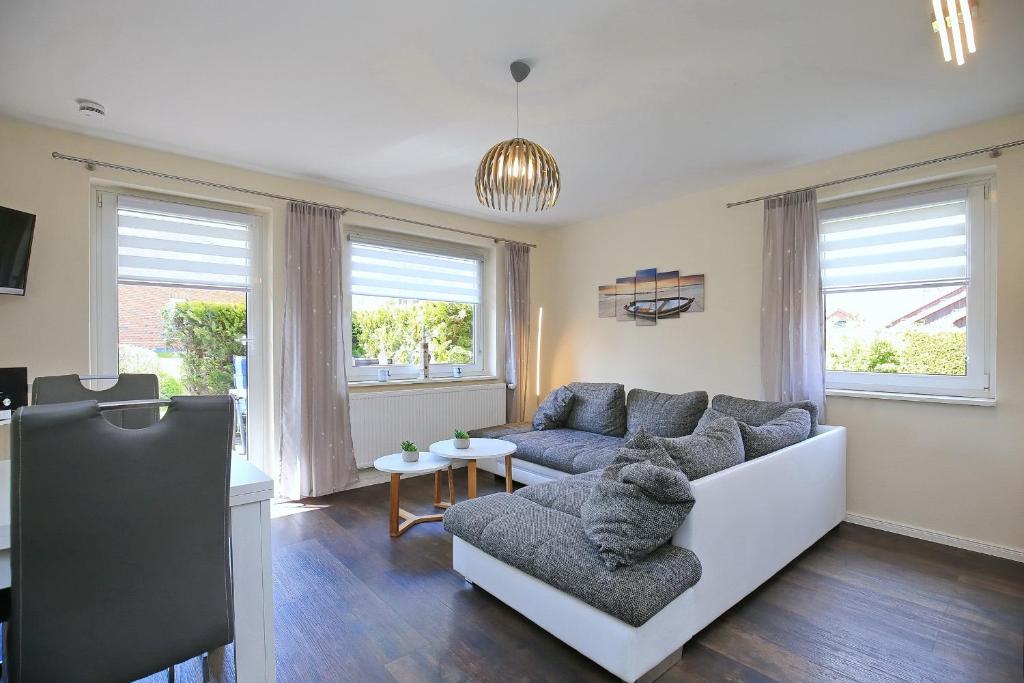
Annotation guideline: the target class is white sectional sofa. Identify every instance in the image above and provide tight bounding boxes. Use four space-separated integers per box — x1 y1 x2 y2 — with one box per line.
452 424 847 682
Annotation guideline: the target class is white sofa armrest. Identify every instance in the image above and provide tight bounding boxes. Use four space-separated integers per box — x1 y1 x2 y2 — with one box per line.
671 425 847 636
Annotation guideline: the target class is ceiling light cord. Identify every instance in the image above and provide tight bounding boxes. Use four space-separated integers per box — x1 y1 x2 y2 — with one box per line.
515 81 520 138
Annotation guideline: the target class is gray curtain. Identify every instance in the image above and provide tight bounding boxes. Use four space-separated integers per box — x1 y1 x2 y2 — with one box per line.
761 189 826 419
279 202 357 499
504 243 531 423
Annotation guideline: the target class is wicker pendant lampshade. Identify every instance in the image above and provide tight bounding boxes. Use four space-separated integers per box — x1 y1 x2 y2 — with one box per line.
475 61 560 212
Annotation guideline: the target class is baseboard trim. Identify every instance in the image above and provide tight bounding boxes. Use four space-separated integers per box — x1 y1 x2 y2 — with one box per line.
844 513 1023 563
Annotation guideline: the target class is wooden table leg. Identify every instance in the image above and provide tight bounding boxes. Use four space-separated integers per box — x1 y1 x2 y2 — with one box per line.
395 467 448 536
396 507 444 535
389 473 401 537
467 459 478 499
432 466 455 511
447 466 455 504
504 455 513 493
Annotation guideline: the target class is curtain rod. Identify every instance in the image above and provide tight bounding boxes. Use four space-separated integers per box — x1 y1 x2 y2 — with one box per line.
51 152 537 248
726 138 1024 208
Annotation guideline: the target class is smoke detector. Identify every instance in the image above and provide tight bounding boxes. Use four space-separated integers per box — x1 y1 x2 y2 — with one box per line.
76 99 105 117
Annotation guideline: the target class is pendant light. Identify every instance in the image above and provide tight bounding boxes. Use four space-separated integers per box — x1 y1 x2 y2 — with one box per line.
475 61 561 212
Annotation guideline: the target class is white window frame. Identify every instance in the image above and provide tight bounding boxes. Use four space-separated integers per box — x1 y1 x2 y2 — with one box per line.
343 229 490 382
821 177 995 399
90 189 271 467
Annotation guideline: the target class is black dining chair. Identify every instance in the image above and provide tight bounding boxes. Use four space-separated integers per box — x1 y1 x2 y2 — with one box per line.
31 373 161 428
5 396 235 683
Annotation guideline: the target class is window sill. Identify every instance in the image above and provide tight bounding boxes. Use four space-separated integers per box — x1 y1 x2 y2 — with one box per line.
826 389 995 407
349 375 501 389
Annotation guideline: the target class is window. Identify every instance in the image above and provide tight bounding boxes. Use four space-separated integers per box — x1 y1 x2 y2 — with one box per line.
345 231 487 381
93 192 267 460
820 179 994 398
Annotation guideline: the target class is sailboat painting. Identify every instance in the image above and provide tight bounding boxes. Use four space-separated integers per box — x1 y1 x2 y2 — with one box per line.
598 284 617 318
633 268 657 326
656 270 682 319
614 276 635 322
598 269 704 325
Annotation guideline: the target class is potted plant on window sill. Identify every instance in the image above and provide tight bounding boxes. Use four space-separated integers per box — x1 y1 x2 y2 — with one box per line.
400 440 419 462
453 430 470 449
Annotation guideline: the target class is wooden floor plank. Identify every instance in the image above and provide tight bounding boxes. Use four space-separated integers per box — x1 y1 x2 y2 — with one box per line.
664 641 778 683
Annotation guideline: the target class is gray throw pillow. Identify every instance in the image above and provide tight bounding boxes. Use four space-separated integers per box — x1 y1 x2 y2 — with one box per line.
738 408 812 460
581 429 695 570
710 394 819 434
695 406 728 432
625 389 708 438
698 405 812 459
655 415 744 480
563 382 627 436
532 386 576 430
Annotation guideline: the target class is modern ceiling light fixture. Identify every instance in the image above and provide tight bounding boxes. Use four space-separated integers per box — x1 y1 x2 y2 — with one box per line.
932 0 978 66
475 60 560 212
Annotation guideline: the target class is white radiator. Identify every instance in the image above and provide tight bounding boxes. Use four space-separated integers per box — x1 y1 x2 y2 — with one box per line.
349 382 507 468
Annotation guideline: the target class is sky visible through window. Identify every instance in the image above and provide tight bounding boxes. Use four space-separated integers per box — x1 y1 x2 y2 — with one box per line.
825 285 966 376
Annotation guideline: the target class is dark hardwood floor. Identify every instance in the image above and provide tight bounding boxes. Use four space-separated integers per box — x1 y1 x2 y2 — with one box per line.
159 469 1024 682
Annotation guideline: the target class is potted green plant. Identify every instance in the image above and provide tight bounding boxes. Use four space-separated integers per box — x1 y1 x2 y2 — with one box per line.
453 429 470 450
400 440 419 462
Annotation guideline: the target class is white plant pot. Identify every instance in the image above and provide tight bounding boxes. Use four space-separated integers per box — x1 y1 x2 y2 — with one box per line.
454 438 470 449
402 450 420 462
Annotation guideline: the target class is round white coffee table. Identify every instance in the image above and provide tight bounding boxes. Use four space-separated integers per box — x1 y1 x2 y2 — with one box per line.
373 452 455 538
429 438 517 499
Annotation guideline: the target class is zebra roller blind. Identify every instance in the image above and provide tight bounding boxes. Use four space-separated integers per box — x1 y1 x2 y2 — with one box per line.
819 186 968 291
349 241 481 304
116 196 253 290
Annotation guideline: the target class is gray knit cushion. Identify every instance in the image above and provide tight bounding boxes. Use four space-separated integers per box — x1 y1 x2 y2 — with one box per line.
443 492 701 626
581 429 696 570
563 382 627 437
501 429 624 474
710 394 819 434
532 386 576 430
515 470 601 517
695 407 725 433
698 405 812 460
625 388 708 438
655 415 744 480
737 407 812 459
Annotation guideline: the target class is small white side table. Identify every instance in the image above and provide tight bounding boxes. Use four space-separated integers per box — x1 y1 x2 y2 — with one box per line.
373 452 454 537
429 438 517 499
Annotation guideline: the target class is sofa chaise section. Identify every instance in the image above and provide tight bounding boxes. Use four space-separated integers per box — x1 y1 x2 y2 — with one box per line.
443 492 701 628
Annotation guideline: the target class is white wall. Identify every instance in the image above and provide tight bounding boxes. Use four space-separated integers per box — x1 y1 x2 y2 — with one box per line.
538 114 1024 555
0 116 546 471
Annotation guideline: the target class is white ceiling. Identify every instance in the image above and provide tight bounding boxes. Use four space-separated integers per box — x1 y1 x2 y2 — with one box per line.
1 1 1022 227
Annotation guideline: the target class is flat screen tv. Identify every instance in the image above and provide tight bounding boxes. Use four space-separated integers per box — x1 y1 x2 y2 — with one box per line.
0 206 36 296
